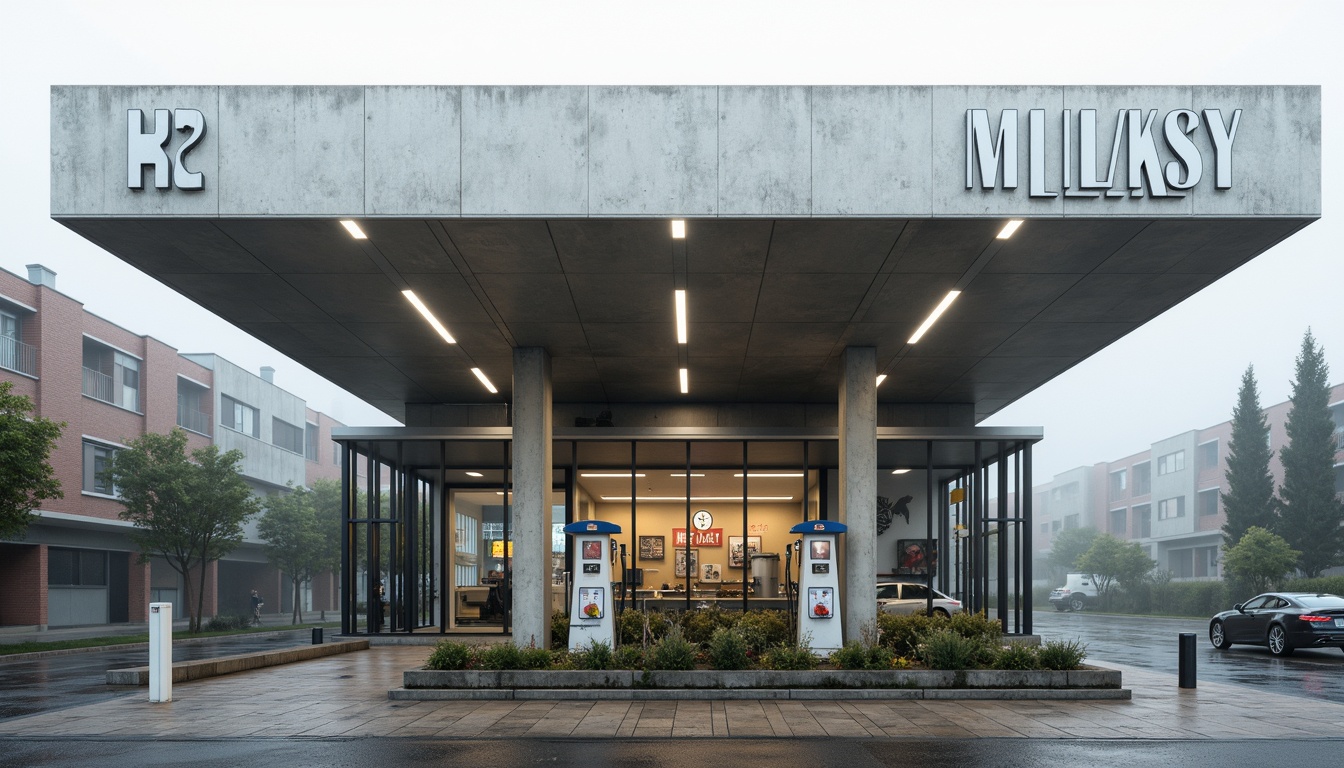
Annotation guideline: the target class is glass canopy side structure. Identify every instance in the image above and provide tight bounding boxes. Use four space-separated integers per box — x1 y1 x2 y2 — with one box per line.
335 427 1039 638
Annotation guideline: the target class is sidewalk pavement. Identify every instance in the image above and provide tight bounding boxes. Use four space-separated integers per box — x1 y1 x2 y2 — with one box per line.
2 646 1342 740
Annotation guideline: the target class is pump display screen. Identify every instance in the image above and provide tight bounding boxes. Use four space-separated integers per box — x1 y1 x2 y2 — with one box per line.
582 563 601 574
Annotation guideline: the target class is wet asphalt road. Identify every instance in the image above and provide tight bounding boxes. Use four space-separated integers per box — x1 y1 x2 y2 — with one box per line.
0 630 322 721
1033 609 1344 703
0 736 1341 767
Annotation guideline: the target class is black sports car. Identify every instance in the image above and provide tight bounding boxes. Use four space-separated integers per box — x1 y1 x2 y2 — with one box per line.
1209 592 1344 657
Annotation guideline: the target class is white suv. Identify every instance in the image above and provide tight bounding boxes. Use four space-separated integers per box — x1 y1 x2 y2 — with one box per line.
877 582 963 617
1049 573 1099 612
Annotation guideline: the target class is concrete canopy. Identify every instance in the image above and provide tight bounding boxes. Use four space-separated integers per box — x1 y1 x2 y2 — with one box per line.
51 86 1320 424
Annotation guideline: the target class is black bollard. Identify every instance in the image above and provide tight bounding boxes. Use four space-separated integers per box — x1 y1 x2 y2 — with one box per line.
1178 632 1196 688
312 627 324 645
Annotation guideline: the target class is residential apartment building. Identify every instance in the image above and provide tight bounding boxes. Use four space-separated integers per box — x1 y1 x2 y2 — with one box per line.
1032 383 1344 583
0 264 344 629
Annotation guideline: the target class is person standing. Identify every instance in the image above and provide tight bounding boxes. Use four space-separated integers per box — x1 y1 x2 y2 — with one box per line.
250 590 264 626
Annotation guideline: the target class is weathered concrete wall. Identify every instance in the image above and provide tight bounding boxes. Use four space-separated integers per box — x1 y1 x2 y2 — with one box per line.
53 86 1320 220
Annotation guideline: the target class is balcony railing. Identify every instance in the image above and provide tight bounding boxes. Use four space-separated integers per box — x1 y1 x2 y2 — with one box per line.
82 366 114 403
177 401 211 435
0 335 36 376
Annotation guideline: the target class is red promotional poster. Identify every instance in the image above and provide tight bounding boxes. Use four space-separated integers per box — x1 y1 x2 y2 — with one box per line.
672 528 723 547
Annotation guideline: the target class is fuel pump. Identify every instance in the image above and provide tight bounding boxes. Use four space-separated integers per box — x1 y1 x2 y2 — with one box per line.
562 520 621 651
789 520 847 653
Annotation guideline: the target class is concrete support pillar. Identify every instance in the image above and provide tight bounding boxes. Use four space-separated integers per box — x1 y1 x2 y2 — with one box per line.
512 347 552 648
128 558 152 623
839 347 877 643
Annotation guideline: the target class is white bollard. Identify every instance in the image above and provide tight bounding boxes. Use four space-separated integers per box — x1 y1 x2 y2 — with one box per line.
148 602 172 703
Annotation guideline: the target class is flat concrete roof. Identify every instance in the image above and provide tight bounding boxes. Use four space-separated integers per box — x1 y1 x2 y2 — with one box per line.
51 86 1320 422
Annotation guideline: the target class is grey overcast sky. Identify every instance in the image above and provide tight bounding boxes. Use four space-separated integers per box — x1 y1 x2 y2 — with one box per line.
1 0 1338 480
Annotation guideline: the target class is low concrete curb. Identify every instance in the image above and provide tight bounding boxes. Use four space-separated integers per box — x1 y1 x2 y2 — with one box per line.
388 686 1131 701
1 627 339 663
105 639 369 685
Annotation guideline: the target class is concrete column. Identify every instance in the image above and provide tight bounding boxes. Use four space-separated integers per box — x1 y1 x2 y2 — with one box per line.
839 347 877 643
512 347 552 648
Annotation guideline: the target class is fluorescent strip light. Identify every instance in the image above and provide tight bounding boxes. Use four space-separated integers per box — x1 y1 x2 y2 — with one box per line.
580 473 646 478
601 496 795 502
471 367 498 394
465 472 483 478
680 367 689 394
733 473 804 478
670 473 706 477
675 290 688 344
892 469 911 475
908 291 961 344
876 374 887 387
401 290 457 344
671 219 686 239
996 219 1024 239
340 220 367 239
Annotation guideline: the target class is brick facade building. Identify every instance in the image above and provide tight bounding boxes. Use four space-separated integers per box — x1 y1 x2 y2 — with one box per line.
1 264 345 629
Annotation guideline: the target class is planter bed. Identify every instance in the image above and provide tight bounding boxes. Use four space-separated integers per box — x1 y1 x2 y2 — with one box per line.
392 665 1127 701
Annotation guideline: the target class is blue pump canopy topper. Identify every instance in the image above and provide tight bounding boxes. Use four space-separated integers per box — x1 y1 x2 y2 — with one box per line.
562 520 623 535
789 520 847 534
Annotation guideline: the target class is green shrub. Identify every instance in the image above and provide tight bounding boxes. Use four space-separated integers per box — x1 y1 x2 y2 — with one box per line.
477 642 525 670
426 640 476 671
550 611 570 650
679 606 735 645
875 612 939 657
649 626 698 670
519 645 553 670
829 641 895 670
577 640 613 670
549 650 576 670
762 640 819 671
736 611 790 653
1282 575 1344 597
707 627 751 670
992 642 1040 671
920 629 984 670
618 609 673 646
1037 639 1088 670
612 643 646 670
204 615 249 632
947 612 1002 644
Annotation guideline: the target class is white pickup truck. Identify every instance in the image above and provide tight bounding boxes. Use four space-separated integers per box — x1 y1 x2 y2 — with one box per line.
1048 573 1099 612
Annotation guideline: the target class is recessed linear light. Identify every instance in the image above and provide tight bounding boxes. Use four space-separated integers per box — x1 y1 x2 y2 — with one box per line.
996 219 1024 239
680 368 689 394
601 495 795 502
892 469 911 475
670 473 706 477
340 220 367 239
675 290 688 344
465 471 483 478
580 473 647 478
671 219 686 239
908 290 961 344
876 374 887 387
401 290 457 344
733 473 804 478
471 367 498 394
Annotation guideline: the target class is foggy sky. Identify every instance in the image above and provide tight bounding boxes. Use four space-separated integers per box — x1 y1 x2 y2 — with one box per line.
2 0 1338 481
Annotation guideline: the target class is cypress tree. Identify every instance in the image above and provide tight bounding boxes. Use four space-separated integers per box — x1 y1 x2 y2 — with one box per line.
1277 329 1344 577
1221 365 1277 548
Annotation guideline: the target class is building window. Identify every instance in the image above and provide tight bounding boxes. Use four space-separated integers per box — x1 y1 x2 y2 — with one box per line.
273 417 304 454
1133 504 1152 538
0 308 35 376
1064 514 1079 530
1332 403 1344 449
305 423 320 462
1040 523 1049 535
1051 520 1061 533
176 378 211 436
1157 450 1186 476
82 441 118 496
1132 462 1151 496
47 548 108 586
1109 469 1127 500
221 395 260 437
1198 441 1219 470
1109 508 1127 535
1198 488 1220 516
82 339 140 412
1157 496 1185 520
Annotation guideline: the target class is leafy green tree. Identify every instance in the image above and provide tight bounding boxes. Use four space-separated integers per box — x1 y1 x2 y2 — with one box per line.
1277 329 1344 577
1075 533 1155 604
0 381 64 539
1222 526 1299 595
1047 527 1098 577
1221 365 1278 547
259 486 328 624
105 429 260 632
